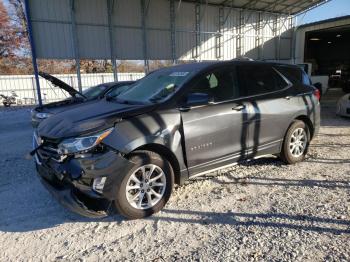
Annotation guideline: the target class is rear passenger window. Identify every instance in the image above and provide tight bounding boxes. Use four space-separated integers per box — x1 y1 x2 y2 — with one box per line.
237 65 288 97
276 66 302 85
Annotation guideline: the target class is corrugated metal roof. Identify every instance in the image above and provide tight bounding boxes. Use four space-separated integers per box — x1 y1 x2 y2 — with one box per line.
180 0 330 15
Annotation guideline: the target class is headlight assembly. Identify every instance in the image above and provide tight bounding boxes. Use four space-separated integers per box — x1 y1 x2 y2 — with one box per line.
58 128 113 155
35 112 53 119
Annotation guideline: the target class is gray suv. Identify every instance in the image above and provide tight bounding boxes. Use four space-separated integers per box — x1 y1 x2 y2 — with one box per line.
32 61 320 219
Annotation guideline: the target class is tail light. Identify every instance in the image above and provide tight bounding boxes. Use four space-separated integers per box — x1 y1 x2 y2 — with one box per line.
313 88 321 101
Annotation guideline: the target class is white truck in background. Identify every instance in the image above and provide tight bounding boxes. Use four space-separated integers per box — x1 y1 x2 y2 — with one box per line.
298 63 329 96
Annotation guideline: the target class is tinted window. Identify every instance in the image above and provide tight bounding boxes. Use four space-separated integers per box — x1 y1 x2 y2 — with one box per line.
237 65 288 96
276 66 302 85
189 67 239 102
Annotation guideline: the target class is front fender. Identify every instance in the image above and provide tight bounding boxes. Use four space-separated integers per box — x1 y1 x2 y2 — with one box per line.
102 110 188 174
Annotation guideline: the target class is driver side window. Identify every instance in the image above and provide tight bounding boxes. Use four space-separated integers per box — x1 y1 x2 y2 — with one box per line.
188 67 238 103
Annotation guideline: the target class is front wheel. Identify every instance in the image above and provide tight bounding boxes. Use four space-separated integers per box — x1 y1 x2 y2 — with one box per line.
280 120 310 164
114 150 174 219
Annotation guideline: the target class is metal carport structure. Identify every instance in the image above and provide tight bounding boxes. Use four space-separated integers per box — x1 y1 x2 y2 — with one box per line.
23 0 330 105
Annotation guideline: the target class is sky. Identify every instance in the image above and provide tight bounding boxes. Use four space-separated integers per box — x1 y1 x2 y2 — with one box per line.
297 0 350 25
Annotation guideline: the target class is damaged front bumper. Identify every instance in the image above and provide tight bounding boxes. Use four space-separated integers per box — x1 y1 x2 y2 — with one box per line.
35 148 135 218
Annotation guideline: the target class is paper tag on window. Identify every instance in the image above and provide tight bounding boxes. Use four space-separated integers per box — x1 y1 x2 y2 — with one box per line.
169 72 189 77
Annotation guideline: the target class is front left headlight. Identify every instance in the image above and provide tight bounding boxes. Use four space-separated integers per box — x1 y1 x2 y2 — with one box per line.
58 128 113 155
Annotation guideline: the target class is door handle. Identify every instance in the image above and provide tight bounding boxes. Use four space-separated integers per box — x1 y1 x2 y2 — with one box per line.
232 104 246 111
285 96 293 100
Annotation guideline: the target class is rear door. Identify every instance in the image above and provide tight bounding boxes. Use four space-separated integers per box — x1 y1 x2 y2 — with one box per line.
236 64 298 157
179 66 250 176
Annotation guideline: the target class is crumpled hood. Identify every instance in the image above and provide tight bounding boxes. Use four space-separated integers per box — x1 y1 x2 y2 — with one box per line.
37 99 156 139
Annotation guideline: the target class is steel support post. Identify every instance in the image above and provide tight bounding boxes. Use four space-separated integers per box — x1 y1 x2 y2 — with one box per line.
216 7 224 60
289 16 296 62
236 10 244 57
256 13 260 59
70 0 82 92
256 12 264 60
141 0 149 74
170 0 177 64
273 15 279 60
194 3 201 60
24 0 42 106
107 0 118 81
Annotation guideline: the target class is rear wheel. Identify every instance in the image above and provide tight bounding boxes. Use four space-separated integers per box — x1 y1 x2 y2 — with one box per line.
114 150 174 219
280 120 310 164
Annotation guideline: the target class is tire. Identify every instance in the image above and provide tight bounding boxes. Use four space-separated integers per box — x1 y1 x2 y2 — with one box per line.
280 120 310 164
114 150 174 219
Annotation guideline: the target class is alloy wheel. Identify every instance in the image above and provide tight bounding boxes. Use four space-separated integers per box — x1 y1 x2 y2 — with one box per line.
289 127 307 157
125 164 166 210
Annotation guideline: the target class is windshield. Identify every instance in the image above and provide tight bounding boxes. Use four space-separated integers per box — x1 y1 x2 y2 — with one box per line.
117 69 195 104
82 84 111 99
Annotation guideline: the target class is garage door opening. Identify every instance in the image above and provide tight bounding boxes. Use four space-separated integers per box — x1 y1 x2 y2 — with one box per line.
304 26 350 90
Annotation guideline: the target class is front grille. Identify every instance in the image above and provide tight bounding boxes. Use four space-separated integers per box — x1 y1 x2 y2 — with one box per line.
37 146 62 162
33 132 64 163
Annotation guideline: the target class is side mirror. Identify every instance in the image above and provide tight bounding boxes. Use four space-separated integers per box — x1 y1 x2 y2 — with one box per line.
186 92 212 106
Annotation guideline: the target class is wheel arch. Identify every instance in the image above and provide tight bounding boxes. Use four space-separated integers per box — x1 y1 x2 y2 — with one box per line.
294 115 315 139
130 143 182 185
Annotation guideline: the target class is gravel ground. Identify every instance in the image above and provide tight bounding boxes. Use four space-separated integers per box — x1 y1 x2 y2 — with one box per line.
0 89 349 261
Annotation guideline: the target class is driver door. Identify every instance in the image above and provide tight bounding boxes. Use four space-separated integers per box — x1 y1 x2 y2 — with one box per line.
179 66 250 176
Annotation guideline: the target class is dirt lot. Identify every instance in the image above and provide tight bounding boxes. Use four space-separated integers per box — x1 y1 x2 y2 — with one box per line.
0 89 349 261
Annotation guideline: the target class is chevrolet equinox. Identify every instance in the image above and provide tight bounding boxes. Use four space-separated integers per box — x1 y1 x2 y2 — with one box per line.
32 61 320 219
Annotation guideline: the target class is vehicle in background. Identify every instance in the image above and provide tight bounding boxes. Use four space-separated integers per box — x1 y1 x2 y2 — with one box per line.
298 63 329 97
31 72 134 127
0 91 20 107
33 61 320 219
329 69 350 93
336 93 350 117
